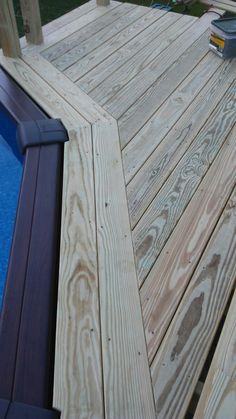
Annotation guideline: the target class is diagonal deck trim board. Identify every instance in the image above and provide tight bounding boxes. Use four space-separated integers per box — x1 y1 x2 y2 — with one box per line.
53 126 104 419
22 52 112 124
194 290 236 419
119 30 210 152
133 81 236 286
141 123 236 363
103 11 218 118
122 37 217 184
0 54 87 126
30 1 120 54
76 9 168 91
127 59 235 228
52 3 142 71
68 9 165 83
150 183 236 419
90 13 193 106
92 120 156 418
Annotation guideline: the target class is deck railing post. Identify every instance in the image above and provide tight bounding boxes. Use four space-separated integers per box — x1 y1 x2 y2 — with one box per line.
96 0 110 6
20 0 43 45
0 0 21 57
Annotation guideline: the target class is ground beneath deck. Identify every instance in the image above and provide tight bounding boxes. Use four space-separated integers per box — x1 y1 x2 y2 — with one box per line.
1 1 235 417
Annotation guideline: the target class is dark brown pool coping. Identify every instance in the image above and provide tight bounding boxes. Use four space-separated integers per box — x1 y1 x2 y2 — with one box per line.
0 67 67 419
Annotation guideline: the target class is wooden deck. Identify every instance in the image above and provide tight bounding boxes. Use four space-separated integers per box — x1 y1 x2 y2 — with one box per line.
1 1 236 417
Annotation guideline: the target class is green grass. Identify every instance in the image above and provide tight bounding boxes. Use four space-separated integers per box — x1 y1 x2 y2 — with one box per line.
13 0 234 37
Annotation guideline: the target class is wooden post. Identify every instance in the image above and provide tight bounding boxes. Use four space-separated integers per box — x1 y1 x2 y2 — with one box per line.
96 0 110 6
20 0 43 45
0 0 21 57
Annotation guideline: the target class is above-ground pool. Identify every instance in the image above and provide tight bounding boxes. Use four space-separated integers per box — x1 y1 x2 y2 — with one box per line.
0 67 67 418
0 106 23 307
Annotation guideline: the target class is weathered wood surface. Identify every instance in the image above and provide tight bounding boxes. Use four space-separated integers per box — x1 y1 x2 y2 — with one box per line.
76 9 167 91
0 0 21 57
133 81 236 286
93 120 155 418
97 0 110 6
20 0 43 44
37 1 119 53
151 182 236 419
122 32 213 181
200 0 236 13
22 52 111 124
45 3 134 64
62 5 148 75
70 9 164 82
126 59 235 228
119 29 210 152
141 120 236 363
90 13 192 105
102 11 216 118
194 289 236 419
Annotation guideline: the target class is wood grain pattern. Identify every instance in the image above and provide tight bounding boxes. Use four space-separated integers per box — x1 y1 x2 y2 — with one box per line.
62 5 148 76
92 120 156 419
54 126 104 419
35 1 119 53
103 11 216 118
122 34 214 182
0 0 21 57
194 289 236 418
127 59 235 228
20 0 98 49
76 9 167 92
45 3 134 64
22 52 111 124
69 9 163 82
141 122 236 364
133 81 236 286
119 29 209 152
20 0 43 45
151 183 236 419
90 13 192 106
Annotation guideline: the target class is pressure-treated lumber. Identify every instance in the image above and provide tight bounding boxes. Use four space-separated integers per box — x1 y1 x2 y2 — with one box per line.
122 33 214 182
151 181 236 419
103 10 217 118
194 289 236 419
20 0 43 44
141 121 236 363
92 120 155 418
127 58 235 228
76 8 167 92
21 52 111 124
32 1 119 53
71 9 164 82
90 13 192 105
62 5 148 75
0 0 21 57
43 3 133 63
134 80 236 286
54 126 104 419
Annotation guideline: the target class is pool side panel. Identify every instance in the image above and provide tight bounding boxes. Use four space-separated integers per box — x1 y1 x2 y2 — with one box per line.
0 67 64 417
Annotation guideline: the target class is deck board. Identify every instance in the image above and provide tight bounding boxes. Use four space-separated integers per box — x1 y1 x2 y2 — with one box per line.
151 180 236 419
1 2 235 418
194 289 236 418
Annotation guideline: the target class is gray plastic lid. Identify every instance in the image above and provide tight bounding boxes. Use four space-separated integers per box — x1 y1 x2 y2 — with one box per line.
212 18 236 34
